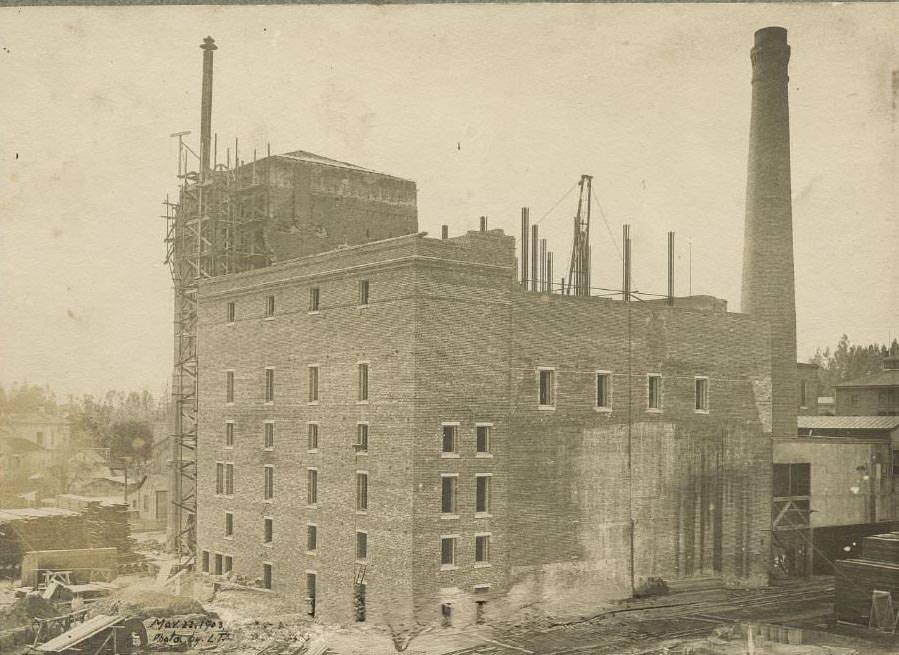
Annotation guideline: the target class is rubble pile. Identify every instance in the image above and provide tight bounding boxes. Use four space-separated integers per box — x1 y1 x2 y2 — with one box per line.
0 596 59 631
87 588 208 620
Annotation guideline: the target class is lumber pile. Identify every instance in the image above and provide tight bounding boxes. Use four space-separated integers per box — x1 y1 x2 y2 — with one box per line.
834 530 899 625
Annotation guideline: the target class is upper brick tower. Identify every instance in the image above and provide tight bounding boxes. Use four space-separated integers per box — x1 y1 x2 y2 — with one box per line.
741 26 798 437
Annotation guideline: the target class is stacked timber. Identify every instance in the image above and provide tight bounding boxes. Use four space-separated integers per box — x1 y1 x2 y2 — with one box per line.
0 510 92 577
834 530 899 625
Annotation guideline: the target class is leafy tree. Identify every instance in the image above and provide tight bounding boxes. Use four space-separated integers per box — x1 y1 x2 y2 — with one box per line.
109 419 154 462
809 335 898 396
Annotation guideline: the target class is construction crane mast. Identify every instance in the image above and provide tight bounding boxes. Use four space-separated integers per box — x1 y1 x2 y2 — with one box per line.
566 174 593 296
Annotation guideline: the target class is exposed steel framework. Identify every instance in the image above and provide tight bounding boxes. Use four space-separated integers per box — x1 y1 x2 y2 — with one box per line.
565 174 593 297
163 36 272 568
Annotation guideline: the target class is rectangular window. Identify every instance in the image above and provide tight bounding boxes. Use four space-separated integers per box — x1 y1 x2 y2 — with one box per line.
356 531 368 561
263 517 273 544
800 380 808 408
596 371 612 409
356 423 368 452
225 463 234 495
264 465 274 500
306 573 316 617
538 368 555 407
354 583 366 623
307 524 317 552
358 363 369 402
201 550 210 573
441 475 458 514
356 472 368 511
648 375 662 411
359 279 370 306
476 424 491 455
264 422 274 449
309 287 320 312
224 512 233 537
308 366 319 403
226 371 235 404
694 377 709 412
263 563 272 590
307 423 319 451
476 475 491 514
475 534 491 564
307 469 318 506
442 424 458 455
227 302 235 323
216 462 224 495
223 555 232 573
225 422 234 447
264 294 275 317
214 553 223 575
773 462 811 498
265 368 275 403
440 536 457 567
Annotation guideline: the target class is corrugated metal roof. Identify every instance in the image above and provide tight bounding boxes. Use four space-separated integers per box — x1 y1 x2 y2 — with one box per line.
797 416 899 430
37 614 123 652
0 507 79 521
836 369 899 388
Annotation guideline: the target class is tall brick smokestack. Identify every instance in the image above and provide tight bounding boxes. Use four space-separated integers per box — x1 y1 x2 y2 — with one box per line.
200 36 217 179
741 27 797 437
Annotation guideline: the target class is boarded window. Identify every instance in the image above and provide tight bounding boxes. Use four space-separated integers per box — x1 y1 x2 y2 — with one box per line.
264 295 275 317
214 553 223 575
309 287 320 312
223 556 232 573
263 563 272 590
227 302 235 323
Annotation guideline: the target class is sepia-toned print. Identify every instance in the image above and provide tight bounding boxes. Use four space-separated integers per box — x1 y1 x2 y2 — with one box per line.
1 5 898 654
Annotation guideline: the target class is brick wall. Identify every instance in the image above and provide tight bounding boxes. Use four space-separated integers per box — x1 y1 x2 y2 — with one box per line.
196 230 778 628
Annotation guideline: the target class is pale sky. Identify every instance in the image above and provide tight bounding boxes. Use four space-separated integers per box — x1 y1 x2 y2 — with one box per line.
1 4 897 399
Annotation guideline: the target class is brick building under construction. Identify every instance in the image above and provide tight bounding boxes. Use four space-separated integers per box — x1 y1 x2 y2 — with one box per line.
168 27 799 626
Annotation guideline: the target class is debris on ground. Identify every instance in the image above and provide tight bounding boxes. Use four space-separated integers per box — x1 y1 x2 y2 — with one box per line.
0 595 59 630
